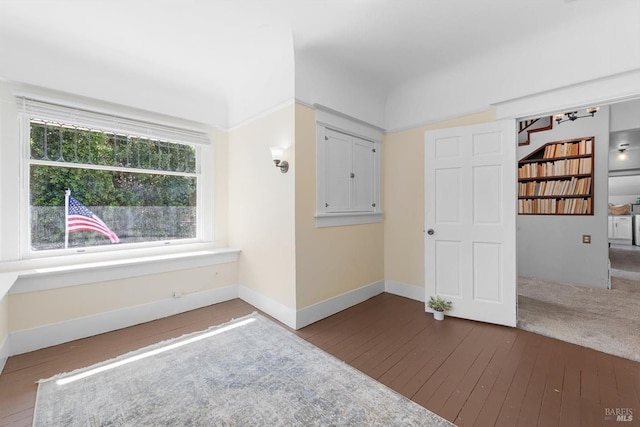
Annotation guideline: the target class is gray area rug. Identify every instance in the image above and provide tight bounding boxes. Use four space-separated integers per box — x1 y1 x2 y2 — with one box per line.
518 277 640 362
34 313 453 426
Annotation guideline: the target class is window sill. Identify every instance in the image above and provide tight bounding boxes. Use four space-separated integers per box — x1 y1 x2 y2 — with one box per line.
315 212 383 228
1 247 240 297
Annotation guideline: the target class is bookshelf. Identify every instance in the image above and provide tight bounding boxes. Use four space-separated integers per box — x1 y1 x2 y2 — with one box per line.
518 137 594 215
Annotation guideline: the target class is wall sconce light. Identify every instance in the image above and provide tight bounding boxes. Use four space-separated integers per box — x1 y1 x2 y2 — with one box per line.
270 146 289 173
554 107 599 124
617 144 629 161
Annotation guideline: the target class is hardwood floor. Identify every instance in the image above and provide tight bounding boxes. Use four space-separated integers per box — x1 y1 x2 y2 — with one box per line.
1 293 639 426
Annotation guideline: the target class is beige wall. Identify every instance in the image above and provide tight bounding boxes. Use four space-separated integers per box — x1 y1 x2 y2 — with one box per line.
383 110 497 289
228 104 297 308
294 104 384 309
1 102 497 350
9 263 237 332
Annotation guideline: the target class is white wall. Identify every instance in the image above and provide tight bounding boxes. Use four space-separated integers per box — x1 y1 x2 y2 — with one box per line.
226 28 295 128
608 99 640 205
517 107 610 288
609 175 640 206
609 147 640 174
295 49 387 129
608 99 640 173
384 1 640 132
611 99 640 132
0 27 229 128
0 84 19 262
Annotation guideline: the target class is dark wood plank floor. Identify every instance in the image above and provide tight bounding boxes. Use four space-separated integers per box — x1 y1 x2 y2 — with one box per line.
1 293 639 426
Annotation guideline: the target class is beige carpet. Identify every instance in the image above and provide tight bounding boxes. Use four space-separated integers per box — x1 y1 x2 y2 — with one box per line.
609 244 640 293
518 276 640 362
610 246 640 273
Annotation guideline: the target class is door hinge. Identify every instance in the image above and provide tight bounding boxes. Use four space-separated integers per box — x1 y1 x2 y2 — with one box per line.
325 202 329 207
350 172 355 178
325 136 328 141
372 148 376 153
372 203 376 207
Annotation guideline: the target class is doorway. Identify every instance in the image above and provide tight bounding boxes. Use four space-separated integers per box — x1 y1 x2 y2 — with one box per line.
515 98 640 360
608 125 640 292
516 105 609 289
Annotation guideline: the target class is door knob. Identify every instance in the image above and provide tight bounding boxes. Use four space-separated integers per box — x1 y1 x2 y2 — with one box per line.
427 229 435 235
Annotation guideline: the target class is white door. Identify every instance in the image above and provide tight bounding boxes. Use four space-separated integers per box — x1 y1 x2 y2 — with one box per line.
425 121 517 327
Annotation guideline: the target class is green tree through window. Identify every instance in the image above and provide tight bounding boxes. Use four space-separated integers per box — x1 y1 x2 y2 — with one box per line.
29 120 198 251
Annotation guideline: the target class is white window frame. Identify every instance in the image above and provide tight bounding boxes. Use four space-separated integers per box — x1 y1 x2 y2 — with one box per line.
16 95 215 260
315 105 383 228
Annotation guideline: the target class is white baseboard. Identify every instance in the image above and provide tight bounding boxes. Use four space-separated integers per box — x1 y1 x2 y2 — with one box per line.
296 280 385 329
8 285 239 357
385 280 425 302
4 281 417 358
238 285 297 329
0 335 8 374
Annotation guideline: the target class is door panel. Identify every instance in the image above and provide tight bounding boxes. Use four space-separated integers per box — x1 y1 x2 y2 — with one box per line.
473 165 502 224
352 137 374 211
435 136 461 158
472 242 502 302
425 121 516 327
325 129 351 212
435 240 462 297
435 168 461 223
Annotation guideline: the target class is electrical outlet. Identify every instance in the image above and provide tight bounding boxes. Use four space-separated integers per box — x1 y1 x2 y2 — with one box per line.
582 234 591 244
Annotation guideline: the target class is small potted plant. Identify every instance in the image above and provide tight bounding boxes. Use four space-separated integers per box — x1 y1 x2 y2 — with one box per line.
427 295 453 321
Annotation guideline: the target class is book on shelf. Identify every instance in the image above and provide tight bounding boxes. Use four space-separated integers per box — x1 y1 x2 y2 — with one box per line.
518 136 593 215
517 176 591 197
518 158 592 179
540 138 593 159
519 197 592 214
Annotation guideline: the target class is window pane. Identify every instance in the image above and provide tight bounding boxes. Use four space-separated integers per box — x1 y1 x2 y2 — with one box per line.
29 120 197 173
30 165 197 251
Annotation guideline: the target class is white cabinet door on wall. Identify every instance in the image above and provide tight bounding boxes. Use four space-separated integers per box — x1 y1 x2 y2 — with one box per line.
608 216 614 239
322 128 376 213
351 136 375 211
612 216 633 241
325 128 352 212
315 110 382 228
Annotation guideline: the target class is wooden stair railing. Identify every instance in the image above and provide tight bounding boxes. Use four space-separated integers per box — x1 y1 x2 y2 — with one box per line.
519 119 540 134
518 116 553 146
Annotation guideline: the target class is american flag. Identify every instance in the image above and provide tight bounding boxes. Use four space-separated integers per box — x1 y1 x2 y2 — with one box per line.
67 196 119 243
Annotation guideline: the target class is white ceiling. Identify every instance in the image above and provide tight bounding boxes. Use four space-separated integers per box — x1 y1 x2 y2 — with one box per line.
0 0 625 127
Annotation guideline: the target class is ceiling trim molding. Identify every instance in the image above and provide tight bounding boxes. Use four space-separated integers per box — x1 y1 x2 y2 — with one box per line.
313 103 385 134
226 98 295 132
383 107 495 135
493 69 640 120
